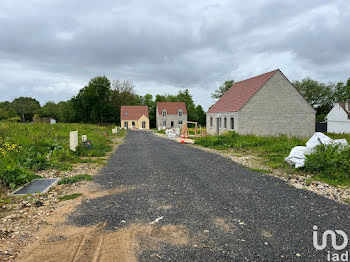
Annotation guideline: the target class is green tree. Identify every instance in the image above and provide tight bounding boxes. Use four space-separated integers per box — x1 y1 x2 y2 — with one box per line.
141 94 155 128
293 77 333 122
110 79 142 124
12 97 41 122
195 105 206 126
176 89 198 122
211 80 235 99
0 101 16 120
37 101 59 119
333 78 350 102
72 76 112 123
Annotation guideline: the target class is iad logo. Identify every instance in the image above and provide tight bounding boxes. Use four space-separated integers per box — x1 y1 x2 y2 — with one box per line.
313 225 349 261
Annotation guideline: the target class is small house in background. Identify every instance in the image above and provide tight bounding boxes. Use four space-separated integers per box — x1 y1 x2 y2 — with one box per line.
33 116 56 125
120 106 149 130
207 69 316 138
327 101 350 133
156 102 187 129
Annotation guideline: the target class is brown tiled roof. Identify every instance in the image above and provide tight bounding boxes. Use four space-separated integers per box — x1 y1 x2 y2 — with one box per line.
157 102 187 115
339 102 350 118
208 69 279 113
120 106 149 120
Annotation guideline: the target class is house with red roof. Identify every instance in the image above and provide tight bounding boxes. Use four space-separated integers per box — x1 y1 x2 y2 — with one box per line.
327 101 350 133
120 106 149 130
156 102 187 129
207 69 316 137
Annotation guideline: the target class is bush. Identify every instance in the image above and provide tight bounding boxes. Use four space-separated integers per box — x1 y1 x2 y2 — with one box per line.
304 144 350 186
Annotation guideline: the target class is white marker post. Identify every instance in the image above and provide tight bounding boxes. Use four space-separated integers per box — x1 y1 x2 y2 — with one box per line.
82 135 87 142
70 131 78 151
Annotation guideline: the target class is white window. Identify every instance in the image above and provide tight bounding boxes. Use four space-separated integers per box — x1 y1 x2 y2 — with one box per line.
142 121 146 128
178 110 183 117
162 110 167 117
124 122 128 128
163 121 166 126
178 120 183 125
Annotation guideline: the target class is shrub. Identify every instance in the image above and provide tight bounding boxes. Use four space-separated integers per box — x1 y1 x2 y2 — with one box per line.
304 144 350 186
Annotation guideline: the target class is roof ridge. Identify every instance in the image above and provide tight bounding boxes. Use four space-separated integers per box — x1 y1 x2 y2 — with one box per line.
208 69 279 113
235 69 279 84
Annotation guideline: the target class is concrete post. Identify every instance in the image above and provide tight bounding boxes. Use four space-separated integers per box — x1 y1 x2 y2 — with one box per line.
70 131 78 151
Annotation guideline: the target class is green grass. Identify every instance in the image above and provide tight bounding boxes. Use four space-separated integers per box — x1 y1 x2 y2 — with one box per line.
195 131 306 168
157 130 165 134
195 131 350 187
249 168 271 174
0 123 113 188
58 174 93 185
116 128 127 138
58 193 83 201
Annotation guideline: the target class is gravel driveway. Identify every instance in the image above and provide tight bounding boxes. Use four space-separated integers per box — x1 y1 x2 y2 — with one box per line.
70 131 350 261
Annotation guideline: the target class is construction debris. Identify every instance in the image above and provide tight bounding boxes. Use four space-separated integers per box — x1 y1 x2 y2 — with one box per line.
285 132 349 168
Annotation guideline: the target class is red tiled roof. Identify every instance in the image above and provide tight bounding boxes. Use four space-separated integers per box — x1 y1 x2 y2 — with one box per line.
157 102 187 115
208 69 279 113
120 106 149 120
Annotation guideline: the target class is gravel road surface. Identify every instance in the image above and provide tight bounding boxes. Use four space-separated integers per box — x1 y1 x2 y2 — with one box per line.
70 131 350 261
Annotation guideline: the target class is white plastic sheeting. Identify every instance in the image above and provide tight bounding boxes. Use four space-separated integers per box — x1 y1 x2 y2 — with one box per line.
164 128 181 138
285 132 349 168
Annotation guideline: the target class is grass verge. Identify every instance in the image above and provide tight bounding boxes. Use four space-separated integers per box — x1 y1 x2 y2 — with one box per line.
0 123 113 189
58 193 83 201
195 131 350 187
58 174 93 185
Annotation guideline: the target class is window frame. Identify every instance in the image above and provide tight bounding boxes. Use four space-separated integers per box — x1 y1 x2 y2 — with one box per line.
142 121 146 128
178 109 183 117
210 117 213 127
230 117 234 129
224 117 227 128
162 110 167 117
163 120 166 127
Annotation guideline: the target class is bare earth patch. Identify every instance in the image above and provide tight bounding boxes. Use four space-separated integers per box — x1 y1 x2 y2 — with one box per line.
15 182 190 262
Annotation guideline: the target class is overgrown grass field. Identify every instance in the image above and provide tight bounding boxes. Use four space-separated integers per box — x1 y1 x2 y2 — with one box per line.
0 123 114 189
195 131 350 186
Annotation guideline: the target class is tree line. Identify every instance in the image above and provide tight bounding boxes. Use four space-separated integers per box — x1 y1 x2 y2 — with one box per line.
1 75 349 126
0 76 206 128
211 76 350 123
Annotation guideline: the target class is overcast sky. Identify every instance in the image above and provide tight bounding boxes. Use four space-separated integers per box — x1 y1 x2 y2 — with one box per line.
1 0 349 110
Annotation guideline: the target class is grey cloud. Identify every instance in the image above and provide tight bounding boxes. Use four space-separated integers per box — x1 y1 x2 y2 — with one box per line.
0 0 349 110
